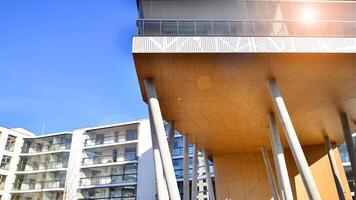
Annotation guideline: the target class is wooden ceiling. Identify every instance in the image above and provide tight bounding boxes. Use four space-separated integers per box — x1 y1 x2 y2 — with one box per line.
133 53 356 155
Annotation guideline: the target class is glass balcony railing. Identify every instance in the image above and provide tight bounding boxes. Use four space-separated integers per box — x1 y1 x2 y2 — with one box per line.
17 161 68 171
84 135 137 147
137 19 356 37
82 153 137 166
13 180 65 190
79 173 137 186
21 143 71 154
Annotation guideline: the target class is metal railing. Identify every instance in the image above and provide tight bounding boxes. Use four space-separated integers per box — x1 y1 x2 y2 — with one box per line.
21 143 71 154
137 19 356 37
82 153 137 166
80 173 137 186
13 179 65 190
17 160 68 171
84 135 137 147
78 197 136 200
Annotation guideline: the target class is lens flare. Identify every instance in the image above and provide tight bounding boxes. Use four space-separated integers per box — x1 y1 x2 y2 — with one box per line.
302 8 316 22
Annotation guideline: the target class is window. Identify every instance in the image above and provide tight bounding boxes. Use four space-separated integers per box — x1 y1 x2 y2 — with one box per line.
0 156 11 170
125 129 137 141
125 147 137 161
5 135 16 152
0 175 6 189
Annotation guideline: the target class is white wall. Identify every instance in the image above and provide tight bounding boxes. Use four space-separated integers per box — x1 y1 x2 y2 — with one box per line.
136 119 156 200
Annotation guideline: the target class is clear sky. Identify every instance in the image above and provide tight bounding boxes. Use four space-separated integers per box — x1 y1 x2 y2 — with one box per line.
0 1 148 135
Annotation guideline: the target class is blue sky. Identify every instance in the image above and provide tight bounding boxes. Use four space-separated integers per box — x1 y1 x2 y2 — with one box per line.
0 1 147 134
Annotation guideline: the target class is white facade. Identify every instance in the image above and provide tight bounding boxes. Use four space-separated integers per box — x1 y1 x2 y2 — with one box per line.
0 119 155 200
0 126 35 200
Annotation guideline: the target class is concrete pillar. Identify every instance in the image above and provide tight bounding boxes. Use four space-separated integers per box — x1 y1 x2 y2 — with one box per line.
191 145 198 200
268 112 294 200
339 113 356 188
144 79 181 200
168 122 175 156
260 145 280 200
324 136 345 200
183 136 190 200
149 108 169 199
268 78 321 200
203 150 215 200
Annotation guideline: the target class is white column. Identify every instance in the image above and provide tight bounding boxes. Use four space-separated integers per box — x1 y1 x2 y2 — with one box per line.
260 145 280 200
324 136 345 200
339 113 356 188
191 145 198 200
203 150 215 200
268 78 321 200
168 122 175 156
144 79 181 200
149 108 169 199
268 112 294 200
183 136 190 200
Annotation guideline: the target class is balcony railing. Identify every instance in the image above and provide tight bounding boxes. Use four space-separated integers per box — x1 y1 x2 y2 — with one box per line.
82 153 137 166
21 143 71 154
79 197 136 200
79 173 137 186
18 160 68 172
84 135 137 147
13 180 65 190
137 19 356 37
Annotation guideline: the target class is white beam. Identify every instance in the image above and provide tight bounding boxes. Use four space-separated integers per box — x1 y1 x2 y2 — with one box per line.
183 136 190 200
203 150 215 200
144 79 181 200
268 78 321 200
268 112 294 200
149 108 169 199
261 145 280 200
324 136 345 200
191 145 198 200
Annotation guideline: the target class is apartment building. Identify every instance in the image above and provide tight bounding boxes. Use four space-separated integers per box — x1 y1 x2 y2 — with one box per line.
0 118 217 200
0 126 35 200
133 0 356 199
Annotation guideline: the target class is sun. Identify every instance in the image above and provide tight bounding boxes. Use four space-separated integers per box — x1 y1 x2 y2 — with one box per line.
301 8 316 22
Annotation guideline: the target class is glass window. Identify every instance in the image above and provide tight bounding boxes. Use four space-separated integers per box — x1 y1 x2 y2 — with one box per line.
0 156 11 170
126 129 137 141
5 135 16 152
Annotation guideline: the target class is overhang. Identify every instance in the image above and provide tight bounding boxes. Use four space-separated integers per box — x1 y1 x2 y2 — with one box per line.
133 36 356 155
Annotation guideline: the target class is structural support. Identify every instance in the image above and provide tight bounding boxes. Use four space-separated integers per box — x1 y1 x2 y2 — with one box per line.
145 79 181 200
191 145 198 200
203 150 216 200
268 78 321 200
168 121 175 156
324 136 346 200
183 136 190 200
339 113 356 188
260 145 280 200
268 112 294 200
149 108 169 199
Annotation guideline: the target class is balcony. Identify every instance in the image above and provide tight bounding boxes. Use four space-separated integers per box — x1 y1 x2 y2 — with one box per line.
13 180 65 191
84 135 137 147
82 152 137 166
79 173 137 187
78 197 136 200
21 143 71 154
137 19 356 37
17 161 68 172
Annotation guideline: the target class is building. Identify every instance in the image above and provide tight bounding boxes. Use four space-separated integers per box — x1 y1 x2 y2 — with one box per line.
339 133 356 197
0 126 35 200
133 0 356 199
0 118 215 200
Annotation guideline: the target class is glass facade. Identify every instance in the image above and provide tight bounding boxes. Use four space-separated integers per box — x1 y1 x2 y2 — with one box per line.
338 134 356 198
